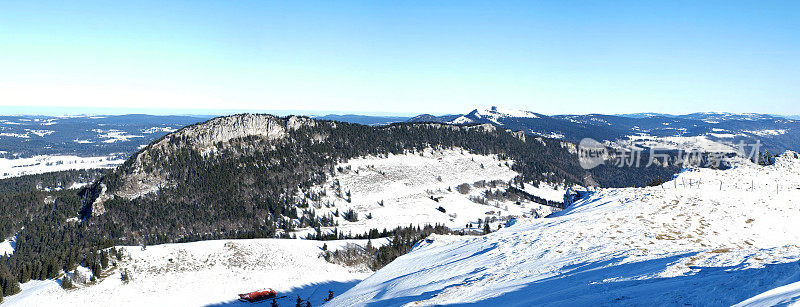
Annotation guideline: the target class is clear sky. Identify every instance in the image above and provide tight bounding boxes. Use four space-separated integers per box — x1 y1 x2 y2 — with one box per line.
1 1 798 116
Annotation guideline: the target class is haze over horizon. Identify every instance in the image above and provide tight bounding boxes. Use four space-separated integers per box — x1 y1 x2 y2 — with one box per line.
1 105 799 118
2 1 798 115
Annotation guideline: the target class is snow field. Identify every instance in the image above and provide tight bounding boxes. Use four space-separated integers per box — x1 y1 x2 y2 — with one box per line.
293 148 562 237
0 235 15 256
328 152 800 306
735 280 800 306
3 238 385 306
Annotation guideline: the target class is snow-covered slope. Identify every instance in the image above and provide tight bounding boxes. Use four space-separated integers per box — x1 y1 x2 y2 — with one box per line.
328 152 800 306
0 234 16 256
467 106 540 125
736 280 800 306
292 148 562 237
4 238 384 307
610 134 739 152
2 149 565 306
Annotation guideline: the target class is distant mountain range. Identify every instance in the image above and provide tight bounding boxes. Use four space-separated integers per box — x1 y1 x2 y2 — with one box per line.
2 109 798 161
402 107 800 153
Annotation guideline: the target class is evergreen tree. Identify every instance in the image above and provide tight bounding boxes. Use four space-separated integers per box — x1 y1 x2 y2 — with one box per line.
121 270 131 284
0 267 21 298
100 250 109 269
61 276 73 289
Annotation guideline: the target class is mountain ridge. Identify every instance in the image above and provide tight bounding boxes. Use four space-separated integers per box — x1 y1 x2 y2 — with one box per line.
405 107 800 153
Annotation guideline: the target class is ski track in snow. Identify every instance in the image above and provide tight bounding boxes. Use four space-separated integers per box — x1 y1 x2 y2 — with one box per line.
328 152 800 306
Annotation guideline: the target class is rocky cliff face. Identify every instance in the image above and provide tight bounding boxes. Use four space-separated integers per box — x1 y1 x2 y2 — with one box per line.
86 114 309 215
155 113 289 150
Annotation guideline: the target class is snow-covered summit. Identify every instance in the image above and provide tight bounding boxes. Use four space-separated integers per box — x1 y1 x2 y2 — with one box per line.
466 106 540 125
328 152 800 306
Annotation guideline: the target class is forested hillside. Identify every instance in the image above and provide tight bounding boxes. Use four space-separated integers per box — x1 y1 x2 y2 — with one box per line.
0 114 680 301
84 114 680 243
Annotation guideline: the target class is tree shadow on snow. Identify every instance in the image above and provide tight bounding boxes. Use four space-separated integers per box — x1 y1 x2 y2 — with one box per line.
205 279 360 307
362 253 800 307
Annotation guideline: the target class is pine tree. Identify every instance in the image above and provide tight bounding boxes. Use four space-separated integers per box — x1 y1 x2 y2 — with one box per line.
101 250 109 268
91 262 101 277
0 268 21 298
61 276 73 289
19 266 30 283
121 270 131 284
365 240 374 254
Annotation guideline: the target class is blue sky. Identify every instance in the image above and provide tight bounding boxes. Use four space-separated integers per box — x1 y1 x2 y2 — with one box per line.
1 1 798 116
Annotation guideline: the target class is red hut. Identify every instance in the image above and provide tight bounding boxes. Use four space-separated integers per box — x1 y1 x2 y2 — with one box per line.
238 288 278 302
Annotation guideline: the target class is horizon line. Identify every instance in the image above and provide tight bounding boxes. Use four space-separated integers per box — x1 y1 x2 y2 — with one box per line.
0 105 797 119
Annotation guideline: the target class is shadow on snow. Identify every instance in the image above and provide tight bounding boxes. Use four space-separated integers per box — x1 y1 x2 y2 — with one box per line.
205 280 361 307
361 253 800 307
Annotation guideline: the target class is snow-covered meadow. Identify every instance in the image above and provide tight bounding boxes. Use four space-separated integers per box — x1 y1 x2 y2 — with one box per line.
3 238 387 307
611 134 740 152
293 148 563 237
328 152 800 306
